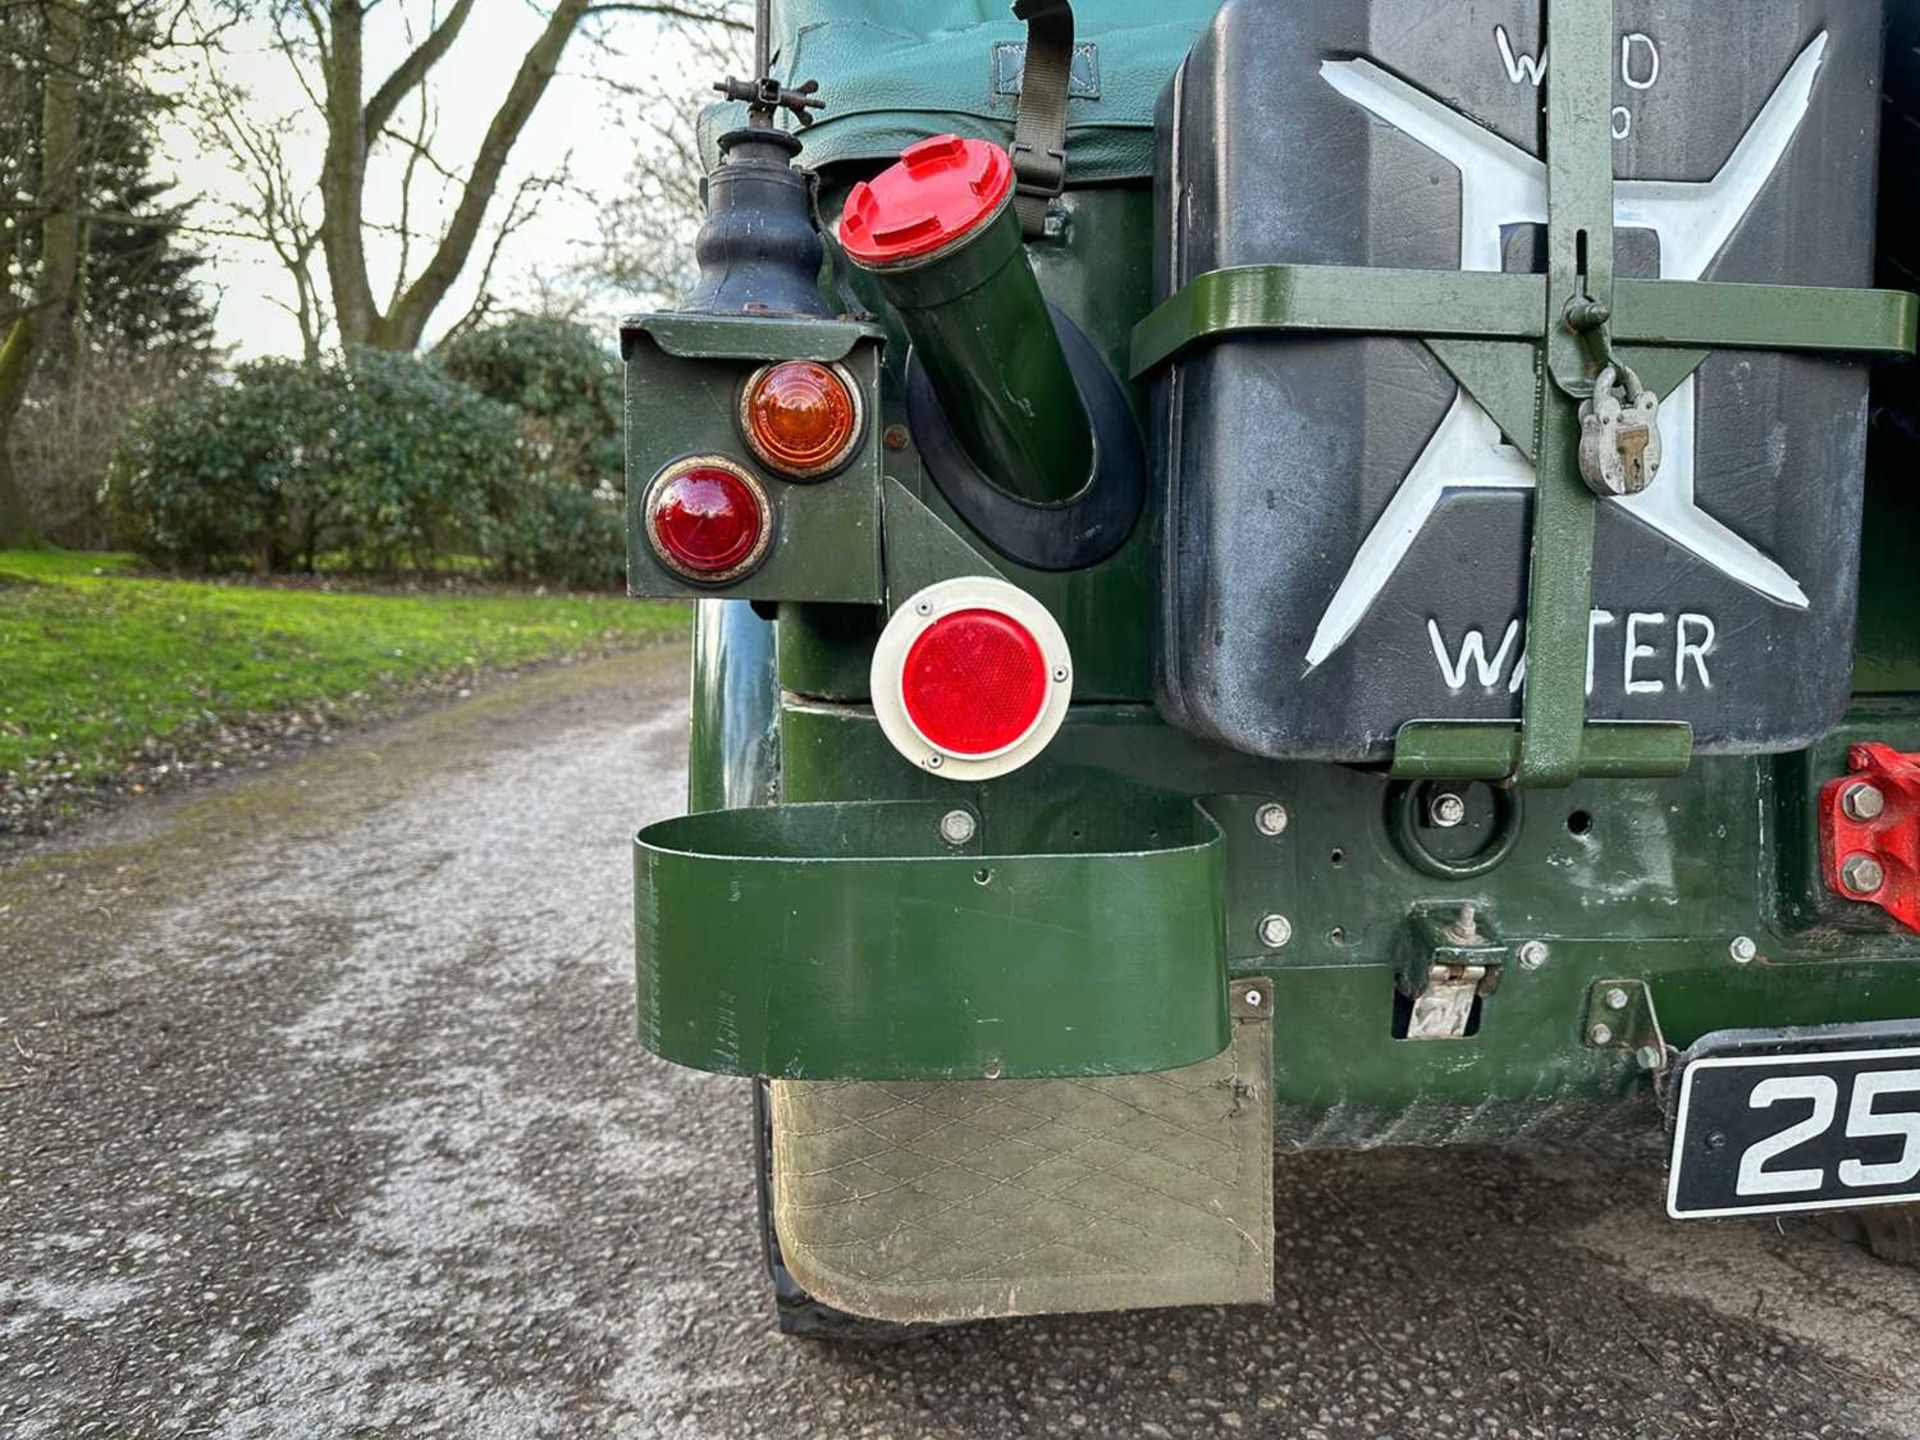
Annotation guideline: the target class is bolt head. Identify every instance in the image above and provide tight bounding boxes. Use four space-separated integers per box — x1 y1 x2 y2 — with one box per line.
1843 782 1887 823
938 809 977 845
1255 803 1289 837
1842 852 1887 896
1604 986 1630 1011
1729 935 1758 964
1257 913 1293 949
982 1058 1003 1081
1636 1045 1664 1071
1588 1022 1615 1047
1517 940 1550 971
1429 792 1468 828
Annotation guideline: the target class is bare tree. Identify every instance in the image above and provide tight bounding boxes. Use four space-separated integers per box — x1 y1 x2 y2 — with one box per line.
0 0 84 546
197 0 747 355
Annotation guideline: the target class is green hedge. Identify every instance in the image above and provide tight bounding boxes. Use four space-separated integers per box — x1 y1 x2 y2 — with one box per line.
107 320 626 587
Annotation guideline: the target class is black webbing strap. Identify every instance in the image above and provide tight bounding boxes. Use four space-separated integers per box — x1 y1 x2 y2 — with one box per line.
1010 0 1073 236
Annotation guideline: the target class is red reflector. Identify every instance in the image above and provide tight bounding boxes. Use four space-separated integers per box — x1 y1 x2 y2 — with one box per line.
901 608 1048 756
648 464 767 580
742 362 859 477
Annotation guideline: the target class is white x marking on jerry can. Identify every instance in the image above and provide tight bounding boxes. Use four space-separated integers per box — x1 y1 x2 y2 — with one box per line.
1305 35 1828 672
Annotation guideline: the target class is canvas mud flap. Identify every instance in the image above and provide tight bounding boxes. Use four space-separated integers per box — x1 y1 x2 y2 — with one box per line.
767 980 1274 1323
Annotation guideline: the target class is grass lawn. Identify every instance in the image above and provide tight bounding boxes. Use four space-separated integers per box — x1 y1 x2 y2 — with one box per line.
0 550 687 787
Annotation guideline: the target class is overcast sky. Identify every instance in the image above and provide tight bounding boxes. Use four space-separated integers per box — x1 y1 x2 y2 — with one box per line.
165 5 724 359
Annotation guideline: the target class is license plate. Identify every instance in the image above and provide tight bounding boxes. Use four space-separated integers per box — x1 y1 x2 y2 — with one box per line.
1667 1024 1920 1220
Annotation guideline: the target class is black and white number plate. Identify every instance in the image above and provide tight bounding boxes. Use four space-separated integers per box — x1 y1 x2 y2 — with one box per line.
1668 1024 1920 1220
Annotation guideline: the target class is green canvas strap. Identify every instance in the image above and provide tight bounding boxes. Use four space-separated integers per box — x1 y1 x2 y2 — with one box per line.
1010 0 1074 236
1127 0 1917 786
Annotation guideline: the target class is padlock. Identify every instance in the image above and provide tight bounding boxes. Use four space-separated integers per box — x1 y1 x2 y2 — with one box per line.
1577 363 1662 497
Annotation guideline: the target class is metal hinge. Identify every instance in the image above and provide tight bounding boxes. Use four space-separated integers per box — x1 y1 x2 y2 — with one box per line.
1408 962 1488 1041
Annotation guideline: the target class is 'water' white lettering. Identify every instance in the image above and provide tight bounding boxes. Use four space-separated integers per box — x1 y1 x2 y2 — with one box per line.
1426 610 1718 696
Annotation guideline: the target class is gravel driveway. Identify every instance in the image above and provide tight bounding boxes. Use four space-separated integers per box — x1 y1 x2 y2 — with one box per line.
6 645 1920 1439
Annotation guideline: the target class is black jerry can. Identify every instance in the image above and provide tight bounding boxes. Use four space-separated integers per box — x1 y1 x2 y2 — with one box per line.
1150 0 1884 762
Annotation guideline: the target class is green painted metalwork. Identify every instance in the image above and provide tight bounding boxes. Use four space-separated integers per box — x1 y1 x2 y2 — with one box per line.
1129 268 1919 379
782 184 1158 705
634 797 1229 1079
1128 265 1544 376
769 695 1920 1144
1520 0 1615 785
879 476 1005 608
623 314 888 605
1390 721 1693 782
855 195 1093 504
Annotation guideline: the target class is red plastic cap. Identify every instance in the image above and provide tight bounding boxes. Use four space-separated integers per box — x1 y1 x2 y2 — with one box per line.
838 135 1015 267
901 608 1048 756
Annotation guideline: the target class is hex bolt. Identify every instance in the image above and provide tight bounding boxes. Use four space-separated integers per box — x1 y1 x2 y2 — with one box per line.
1604 986 1630 1012
1517 940 1550 971
1729 935 1758 965
1842 852 1887 896
1636 1045 1665 1071
1257 913 1293 949
938 809 977 846
1842 782 1886 823
1254 803 1289 838
1588 1022 1615 1047
1429 791 1468 829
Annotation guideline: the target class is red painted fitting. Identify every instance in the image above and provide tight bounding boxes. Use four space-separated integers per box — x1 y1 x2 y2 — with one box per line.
1818 742 1920 931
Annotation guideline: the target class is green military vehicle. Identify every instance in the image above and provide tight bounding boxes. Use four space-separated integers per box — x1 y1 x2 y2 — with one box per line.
625 0 1920 1332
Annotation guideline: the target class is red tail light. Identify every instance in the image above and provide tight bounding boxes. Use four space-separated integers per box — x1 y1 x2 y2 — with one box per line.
644 457 771 583
740 361 862 478
872 578 1072 779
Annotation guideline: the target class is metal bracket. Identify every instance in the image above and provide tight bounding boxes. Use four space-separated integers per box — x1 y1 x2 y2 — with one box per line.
1582 978 1670 1074
1397 905 1504 1041
1818 742 1920 932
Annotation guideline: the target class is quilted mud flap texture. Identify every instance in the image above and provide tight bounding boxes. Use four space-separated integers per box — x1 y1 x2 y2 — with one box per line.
768 981 1274 1323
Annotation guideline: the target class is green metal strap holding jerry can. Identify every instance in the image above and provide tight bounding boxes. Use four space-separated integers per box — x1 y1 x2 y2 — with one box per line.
1131 2 1918 789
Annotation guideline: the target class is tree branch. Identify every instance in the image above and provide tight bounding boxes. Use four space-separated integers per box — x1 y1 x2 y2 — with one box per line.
363 0 475 144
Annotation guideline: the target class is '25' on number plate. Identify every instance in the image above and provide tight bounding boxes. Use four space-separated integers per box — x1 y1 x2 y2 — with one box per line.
1668 1033 1920 1220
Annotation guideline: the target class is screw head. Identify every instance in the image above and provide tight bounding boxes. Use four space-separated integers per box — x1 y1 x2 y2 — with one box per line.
1636 1045 1664 1071
1517 940 1550 971
914 599 933 616
1843 782 1886 823
1604 986 1630 1011
925 753 943 769
938 809 977 845
1245 988 1264 1008
1051 665 1070 683
883 423 911 453
1729 935 1758 964
1257 913 1293 949
1255 803 1289 837
1429 792 1468 828
1588 1022 1615 1047
1842 852 1886 896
